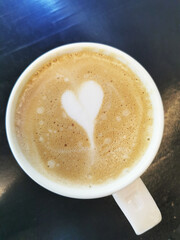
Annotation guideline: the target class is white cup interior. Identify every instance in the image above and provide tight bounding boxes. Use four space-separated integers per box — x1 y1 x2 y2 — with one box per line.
6 43 164 199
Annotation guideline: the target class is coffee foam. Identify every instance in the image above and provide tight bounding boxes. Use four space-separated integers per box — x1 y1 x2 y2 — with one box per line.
15 50 153 185
61 80 104 148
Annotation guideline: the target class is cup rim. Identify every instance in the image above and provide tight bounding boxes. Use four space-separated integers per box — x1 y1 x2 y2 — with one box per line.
6 42 164 199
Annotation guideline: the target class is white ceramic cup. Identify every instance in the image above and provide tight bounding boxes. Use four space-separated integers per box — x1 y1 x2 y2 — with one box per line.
6 43 164 235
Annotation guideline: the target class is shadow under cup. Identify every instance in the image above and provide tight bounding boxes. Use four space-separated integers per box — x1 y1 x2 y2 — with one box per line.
6 43 164 199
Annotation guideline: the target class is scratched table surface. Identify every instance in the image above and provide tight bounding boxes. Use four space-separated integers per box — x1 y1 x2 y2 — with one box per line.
0 0 180 239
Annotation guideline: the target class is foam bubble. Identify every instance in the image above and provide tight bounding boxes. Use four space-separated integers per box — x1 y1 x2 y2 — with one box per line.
115 147 123 153
37 107 44 114
64 77 69 82
16 133 20 138
84 74 90 79
123 154 129 159
100 114 107 120
116 116 121 122
148 109 153 117
48 129 53 133
104 138 112 145
16 119 21 126
122 168 130 175
147 126 153 134
62 112 67 118
42 96 47 100
54 130 57 133
39 120 44 125
47 160 55 168
87 174 92 179
123 135 126 139
98 133 103 137
56 73 63 79
39 136 44 142
105 102 111 110
78 141 83 147
122 109 130 116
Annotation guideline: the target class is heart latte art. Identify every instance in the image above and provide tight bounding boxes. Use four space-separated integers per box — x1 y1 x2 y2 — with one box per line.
15 50 153 185
61 81 104 149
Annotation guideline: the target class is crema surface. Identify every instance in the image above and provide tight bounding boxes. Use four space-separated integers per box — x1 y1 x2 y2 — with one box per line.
15 50 153 185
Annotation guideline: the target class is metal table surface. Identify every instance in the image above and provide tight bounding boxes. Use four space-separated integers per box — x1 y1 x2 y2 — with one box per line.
0 0 179 239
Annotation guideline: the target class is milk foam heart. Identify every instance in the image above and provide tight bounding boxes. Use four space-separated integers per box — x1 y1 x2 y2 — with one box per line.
61 81 104 148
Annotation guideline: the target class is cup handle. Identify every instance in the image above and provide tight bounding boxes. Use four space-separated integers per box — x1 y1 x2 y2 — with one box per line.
112 178 162 235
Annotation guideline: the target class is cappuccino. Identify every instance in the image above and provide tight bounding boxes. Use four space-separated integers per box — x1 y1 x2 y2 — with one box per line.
15 50 153 185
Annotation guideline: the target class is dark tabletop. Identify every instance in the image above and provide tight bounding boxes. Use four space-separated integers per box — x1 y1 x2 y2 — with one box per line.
0 0 180 239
